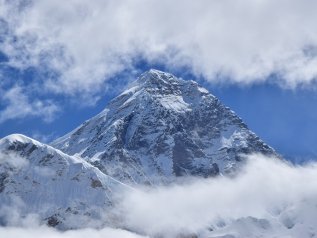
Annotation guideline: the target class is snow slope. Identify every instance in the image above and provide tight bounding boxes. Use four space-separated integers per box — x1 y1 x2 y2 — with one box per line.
0 134 128 229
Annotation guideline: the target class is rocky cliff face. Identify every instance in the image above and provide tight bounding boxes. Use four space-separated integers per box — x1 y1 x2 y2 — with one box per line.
52 69 276 185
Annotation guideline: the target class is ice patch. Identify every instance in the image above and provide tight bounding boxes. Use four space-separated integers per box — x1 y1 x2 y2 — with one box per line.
158 95 191 113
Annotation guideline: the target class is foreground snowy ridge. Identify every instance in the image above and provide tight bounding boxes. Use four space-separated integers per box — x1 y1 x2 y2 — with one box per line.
0 134 129 229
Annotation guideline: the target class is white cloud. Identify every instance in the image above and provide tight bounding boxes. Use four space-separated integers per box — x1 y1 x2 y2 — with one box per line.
1 0 317 122
0 151 29 169
115 154 317 237
1 153 317 237
0 85 59 123
1 0 317 97
30 131 56 144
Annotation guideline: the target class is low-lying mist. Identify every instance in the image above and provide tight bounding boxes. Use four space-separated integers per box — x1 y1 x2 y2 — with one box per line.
2 154 317 237
0 226 147 238
115 154 317 237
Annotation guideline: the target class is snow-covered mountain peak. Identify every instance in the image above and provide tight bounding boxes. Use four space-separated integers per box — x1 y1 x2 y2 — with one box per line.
0 134 46 157
53 70 277 185
107 69 212 118
0 133 37 146
127 69 206 97
137 69 178 85
0 134 69 160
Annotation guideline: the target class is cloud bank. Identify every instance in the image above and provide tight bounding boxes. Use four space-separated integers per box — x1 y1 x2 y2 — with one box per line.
1 0 317 122
1 154 317 237
0 85 59 123
0 227 147 238
1 0 317 91
116 154 317 237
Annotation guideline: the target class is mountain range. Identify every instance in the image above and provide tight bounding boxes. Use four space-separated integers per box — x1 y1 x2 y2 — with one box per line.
0 69 277 230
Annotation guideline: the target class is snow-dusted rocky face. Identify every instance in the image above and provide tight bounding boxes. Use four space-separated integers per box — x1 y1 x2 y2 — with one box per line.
52 69 277 185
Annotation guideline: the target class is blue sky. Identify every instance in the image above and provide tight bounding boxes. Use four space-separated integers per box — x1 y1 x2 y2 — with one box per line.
211 83 317 160
1 0 317 162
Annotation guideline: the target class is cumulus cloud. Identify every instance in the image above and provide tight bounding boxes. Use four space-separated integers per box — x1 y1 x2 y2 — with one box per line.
0 85 59 123
30 131 57 144
0 151 29 169
115 154 317 237
1 0 317 122
1 0 317 94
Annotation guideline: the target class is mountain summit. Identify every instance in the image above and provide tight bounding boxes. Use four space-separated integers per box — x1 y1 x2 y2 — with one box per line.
52 69 276 184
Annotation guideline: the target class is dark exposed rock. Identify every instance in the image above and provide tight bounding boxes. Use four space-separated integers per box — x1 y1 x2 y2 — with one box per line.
91 178 102 188
46 215 60 227
0 172 8 193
